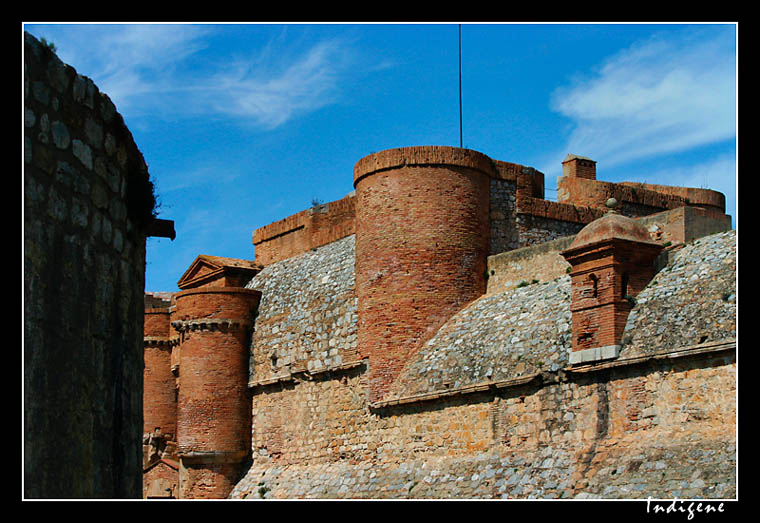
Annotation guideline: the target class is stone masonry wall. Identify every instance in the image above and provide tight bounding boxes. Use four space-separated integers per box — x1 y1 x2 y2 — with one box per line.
486 207 732 294
489 179 519 254
24 32 153 498
246 235 359 385
621 229 736 358
232 350 734 499
486 237 574 294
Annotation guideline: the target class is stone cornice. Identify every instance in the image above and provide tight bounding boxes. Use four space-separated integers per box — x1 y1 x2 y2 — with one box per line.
248 359 366 389
367 338 736 410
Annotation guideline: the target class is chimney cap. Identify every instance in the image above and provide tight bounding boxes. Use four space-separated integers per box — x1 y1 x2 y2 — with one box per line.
562 154 596 164
569 211 656 251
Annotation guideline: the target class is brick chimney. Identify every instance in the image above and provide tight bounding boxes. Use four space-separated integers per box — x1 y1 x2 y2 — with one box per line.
562 154 597 180
560 199 662 364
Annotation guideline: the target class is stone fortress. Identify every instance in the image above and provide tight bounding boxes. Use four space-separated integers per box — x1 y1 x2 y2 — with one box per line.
21 29 735 500
143 144 736 499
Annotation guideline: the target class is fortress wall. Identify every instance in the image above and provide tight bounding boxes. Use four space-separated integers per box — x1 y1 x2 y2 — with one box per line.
232 348 735 499
619 181 726 213
246 235 358 385
489 179 519 254
557 175 726 217
24 32 152 498
621 229 736 358
486 208 733 294
637 206 733 245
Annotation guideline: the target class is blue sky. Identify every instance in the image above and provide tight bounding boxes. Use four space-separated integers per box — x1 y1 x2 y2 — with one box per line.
23 23 737 292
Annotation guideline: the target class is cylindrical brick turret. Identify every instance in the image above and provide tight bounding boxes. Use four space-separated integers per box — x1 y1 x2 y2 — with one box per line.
172 287 261 499
353 146 494 403
143 308 176 440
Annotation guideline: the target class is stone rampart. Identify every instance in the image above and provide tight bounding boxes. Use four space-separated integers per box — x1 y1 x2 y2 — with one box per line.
231 218 735 500
232 347 735 499
230 230 734 499
24 31 154 498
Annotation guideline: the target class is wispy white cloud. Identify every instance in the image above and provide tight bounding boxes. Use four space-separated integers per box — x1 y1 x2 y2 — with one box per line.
28 24 355 129
32 24 211 104
203 39 352 128
548 27 736 170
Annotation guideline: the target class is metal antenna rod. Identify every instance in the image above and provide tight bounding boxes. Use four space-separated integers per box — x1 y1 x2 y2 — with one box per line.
458 24 463 148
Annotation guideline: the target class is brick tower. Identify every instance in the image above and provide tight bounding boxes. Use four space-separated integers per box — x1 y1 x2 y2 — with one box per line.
561 199 663 364
171 256 261 499
353 146 494 402
142 299 179 498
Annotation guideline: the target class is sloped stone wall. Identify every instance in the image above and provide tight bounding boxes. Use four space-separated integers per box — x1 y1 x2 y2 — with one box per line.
621 229 736 358
246 235 359 384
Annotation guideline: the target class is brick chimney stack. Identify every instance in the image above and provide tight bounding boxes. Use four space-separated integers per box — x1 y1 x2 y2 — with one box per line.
562 154 597 180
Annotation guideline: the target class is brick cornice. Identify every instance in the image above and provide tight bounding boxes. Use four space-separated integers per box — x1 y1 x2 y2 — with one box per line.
143 336 178 347
170 318 251 332
353 146 497 187
368 338 735 410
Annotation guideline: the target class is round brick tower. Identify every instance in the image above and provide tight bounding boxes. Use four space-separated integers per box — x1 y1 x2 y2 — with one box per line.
143 307 176 440
172 287 261 499
353 146 494 403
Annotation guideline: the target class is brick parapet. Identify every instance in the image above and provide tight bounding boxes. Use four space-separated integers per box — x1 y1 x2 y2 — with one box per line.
253 193 355 266
516 195 604 225
557 176 726 216
618 182 725 212
144 307 170 337
352 145 498 186
172 287 262 323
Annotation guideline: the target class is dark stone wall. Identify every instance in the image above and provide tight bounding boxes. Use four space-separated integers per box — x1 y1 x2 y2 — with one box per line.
24 31 154 498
